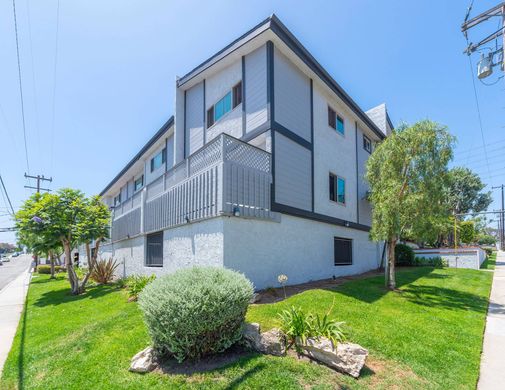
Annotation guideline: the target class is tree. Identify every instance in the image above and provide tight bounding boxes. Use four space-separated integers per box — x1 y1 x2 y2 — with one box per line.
459 220 476 244
15 189 111 295
446 167 491 216
366 120 454 289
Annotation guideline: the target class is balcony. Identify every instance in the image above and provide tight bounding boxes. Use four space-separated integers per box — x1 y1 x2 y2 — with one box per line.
111 133 274 242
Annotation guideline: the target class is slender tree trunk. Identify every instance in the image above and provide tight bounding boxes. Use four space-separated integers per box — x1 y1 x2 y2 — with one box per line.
80 239 102 290
49 250 55 279
63 240 81 295
386 237 397 290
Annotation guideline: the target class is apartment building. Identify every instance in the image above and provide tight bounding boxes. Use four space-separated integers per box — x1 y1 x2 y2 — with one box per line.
91 15 393 289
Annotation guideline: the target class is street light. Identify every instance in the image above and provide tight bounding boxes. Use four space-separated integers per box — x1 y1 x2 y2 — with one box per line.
477 53 494 79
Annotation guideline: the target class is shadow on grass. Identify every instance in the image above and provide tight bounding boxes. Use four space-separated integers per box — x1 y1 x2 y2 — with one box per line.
33 283 117 308
327 267 491 313
17 287 28 390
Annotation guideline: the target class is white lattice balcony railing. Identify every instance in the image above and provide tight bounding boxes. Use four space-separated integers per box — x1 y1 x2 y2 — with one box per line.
111 133 274 242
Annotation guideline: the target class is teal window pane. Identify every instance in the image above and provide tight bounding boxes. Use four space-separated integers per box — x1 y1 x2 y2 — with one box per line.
337 177 345 203
337 116 344 134
214 92 232 122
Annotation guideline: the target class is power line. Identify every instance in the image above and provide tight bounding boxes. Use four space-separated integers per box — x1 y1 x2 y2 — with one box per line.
49 0 60 178
12 0 30 174
465 53 492 180
0 174 15 216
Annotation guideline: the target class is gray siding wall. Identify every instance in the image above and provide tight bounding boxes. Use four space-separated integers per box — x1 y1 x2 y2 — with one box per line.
145 143 166 185
274 48 311 141
245 45 268 133
166 135 175 171
206 60 242 141
274 132 312 211
357 126 372 226
186 82 204 156
120 185 128 204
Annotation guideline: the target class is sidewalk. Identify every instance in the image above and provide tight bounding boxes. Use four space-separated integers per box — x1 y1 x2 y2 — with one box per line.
478 251 505 389
0 267 32 374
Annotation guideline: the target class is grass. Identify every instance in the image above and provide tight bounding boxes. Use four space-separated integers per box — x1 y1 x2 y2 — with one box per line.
481 251 496 270
0 267 492 390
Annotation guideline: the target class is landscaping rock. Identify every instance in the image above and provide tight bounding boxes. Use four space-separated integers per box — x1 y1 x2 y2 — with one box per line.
242 323 286 356
299 338 368 378
129 346 157 373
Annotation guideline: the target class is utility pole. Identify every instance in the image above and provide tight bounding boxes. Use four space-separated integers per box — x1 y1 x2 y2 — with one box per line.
461 2 505 78
492 185 505 250
24 173 52 193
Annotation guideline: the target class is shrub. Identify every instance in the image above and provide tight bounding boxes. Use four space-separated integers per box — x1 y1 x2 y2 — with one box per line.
37 265 62 274
483 247 494 256
413 256 447 268
91 258 119 284
126 274 156 301
395 244 415 266
478 234 497 246
278 306 345 353
138 266 254 362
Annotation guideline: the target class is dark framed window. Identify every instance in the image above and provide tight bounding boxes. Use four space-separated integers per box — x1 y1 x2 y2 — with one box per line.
329 173 345 204
232 81 242 108
363 135 372 153
134 175 144 192
328 106 336 129
334 237 352 265
207 81 242 129
146 231 163 267
150 148 166 172
114 193 121 206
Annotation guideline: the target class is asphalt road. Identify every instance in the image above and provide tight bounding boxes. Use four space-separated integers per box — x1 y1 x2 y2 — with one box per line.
0 254 32 292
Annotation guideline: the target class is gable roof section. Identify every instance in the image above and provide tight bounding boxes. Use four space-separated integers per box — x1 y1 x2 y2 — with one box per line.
99 116 174 196
177 14 385 140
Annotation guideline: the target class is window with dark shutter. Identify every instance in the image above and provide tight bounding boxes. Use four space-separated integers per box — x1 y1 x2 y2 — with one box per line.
328 106 336 129
334 237 352 265
329 174 335 201
162 147 167 164
207 106 214 128
233 81 242 108
329 173 345 204
146 231 163 267
363 135 372 153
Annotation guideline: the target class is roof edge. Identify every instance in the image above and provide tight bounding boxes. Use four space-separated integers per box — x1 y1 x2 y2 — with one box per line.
99 116 174 196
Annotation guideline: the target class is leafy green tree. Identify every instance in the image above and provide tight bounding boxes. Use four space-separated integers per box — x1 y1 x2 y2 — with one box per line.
366 120 454 289
446 167 491 216
458 221 476 244
15 189 111 295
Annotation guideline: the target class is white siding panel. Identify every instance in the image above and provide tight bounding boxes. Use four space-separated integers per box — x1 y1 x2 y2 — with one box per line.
186 82 204 155
166 135 175 171
274 48 311 141
274 133 312 211
207 107 242 141
245 45 268 133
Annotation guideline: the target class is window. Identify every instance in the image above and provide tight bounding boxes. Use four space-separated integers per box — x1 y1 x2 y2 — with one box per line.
329 174 345 204
337 115 344 135
206 82 242 128
232 81 242 108
134 175 144 192
150 148 166 172
328 106 344 135
334 237 352 265
146 231 163 267
113 193 121 206
328 106 336 129
363 135 372 153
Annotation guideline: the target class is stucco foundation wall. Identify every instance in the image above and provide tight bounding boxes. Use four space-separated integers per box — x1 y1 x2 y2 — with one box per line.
82 218 225 278
223 214 381 290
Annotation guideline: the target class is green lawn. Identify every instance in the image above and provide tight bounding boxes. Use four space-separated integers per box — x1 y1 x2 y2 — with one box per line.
0 267 492 390
481 251 496 270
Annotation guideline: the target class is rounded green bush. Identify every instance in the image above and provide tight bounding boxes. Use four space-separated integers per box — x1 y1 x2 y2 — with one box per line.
138 266 254 362
36 265 63 274
395 244 415 266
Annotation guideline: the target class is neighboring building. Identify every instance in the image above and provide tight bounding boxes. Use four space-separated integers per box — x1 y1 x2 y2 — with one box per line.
85 15 393 289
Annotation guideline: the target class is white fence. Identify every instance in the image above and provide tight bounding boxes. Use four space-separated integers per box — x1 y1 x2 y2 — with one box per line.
413 248 486 270
111 133 273 242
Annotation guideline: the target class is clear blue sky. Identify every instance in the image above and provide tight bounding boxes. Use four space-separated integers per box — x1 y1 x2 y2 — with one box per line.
1 0 504 244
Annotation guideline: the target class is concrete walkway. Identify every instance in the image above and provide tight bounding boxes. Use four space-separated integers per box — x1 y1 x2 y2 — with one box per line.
0 264 32 374
478 251 505 389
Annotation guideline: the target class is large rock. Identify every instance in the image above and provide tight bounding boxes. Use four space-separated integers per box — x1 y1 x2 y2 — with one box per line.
243 323 286 356
299 338 368 378
129 346 157 373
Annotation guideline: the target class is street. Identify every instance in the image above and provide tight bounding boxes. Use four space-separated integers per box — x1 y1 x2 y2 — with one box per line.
0 254 32 292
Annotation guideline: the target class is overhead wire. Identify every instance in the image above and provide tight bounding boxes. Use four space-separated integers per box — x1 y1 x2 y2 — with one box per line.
49 0 60 183
11 0 30 174
0 174 15 216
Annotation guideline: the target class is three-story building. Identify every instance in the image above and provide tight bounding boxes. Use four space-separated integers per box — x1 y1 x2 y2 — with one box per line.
91 15 393 289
